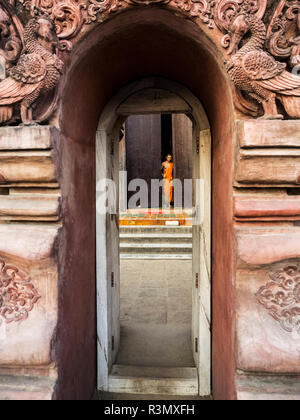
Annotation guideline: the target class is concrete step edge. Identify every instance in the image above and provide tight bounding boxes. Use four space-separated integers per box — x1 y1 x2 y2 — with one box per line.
120 243 193 248
120 254 192 260
108 377 198 396
120 227 192 231
120 234 193 238
111 365 198 378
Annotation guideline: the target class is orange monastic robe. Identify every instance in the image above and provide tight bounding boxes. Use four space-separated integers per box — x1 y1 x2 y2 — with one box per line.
163 162 174 203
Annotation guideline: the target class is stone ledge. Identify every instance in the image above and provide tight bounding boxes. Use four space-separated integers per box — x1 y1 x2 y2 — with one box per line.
237 120 300 148
235 149 300 187
236 373 300 401
0 126 59 151
234 196 300 221
0 151 57 185
236 226 300 266
0 196 60 221
0 375 56 400
235 120 300 187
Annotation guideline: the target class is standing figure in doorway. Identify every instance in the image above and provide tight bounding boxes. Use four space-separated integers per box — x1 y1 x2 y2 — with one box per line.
161 154 174 208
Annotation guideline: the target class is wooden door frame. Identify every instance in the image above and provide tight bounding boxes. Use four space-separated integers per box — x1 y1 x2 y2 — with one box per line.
96 77 211 395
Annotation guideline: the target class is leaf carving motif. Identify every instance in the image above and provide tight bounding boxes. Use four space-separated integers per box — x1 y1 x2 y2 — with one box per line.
0 259 41 325
256 265 300 334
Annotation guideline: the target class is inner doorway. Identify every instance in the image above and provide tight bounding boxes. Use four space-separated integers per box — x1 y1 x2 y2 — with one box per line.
118 112 194 370
96 78 211 397
122 113 193 209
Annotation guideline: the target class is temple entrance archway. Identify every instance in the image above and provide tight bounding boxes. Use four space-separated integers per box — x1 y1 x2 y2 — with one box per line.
57 8 236 400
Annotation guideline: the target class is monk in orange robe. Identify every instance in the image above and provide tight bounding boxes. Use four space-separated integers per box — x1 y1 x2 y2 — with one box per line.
161 154 174 207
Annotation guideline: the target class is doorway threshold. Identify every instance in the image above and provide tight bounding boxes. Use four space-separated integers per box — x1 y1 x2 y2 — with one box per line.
107 365 198 396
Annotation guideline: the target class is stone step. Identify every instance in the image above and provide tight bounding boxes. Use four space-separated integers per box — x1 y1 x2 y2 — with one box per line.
119 226 193 259
98 392 204 400
120 234 192 244
120 254 192 260
120 226 192 234
108 365 198 396
120 243 192 254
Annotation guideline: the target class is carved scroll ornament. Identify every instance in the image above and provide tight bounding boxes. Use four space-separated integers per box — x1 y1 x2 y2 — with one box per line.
0 259 41 325
256 265 300 335
225 0 300 119
267 1 300 65
0 0 299 124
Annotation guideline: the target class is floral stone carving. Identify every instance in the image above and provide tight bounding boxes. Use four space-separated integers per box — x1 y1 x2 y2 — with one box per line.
256 265 300 334
0 259 41 324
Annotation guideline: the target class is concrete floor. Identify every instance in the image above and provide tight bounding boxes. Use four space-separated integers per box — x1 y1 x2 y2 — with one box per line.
117 259 194 367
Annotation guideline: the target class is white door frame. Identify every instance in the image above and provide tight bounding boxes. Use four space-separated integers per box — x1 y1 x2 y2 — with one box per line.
96 77 211 395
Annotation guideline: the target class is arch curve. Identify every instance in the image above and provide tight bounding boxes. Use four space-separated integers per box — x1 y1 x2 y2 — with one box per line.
97 77 210 132
59 7 234 140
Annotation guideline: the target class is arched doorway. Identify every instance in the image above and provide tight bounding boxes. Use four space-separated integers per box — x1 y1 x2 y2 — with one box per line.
56 8 236 400
96 77 211 396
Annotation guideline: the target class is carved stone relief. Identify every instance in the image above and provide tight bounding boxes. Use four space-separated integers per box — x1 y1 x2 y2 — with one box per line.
0 258 41 324
0 1 64 125
256 265 300 334
226 0 300 119
0 0 299 124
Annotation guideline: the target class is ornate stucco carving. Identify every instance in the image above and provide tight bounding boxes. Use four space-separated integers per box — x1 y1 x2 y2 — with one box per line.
0 258 41 324
267 0 300 66
256 265 300 334
0 0 299 124
226 1 300 119
0 1 64 125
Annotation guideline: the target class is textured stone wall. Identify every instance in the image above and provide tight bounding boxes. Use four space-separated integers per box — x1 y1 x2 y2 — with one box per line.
234 120 300 399
0 126 60 399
